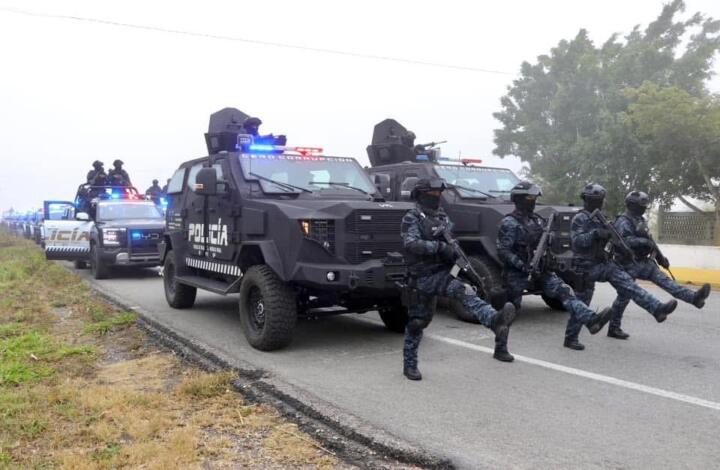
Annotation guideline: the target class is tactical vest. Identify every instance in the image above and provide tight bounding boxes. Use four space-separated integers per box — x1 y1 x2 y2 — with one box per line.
404 208 449 277
507 211 545 263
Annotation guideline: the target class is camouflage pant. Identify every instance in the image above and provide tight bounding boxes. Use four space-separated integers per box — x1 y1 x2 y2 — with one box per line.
505 270 596 342
567 261 663 340
609 260 695 329
403 270 497 369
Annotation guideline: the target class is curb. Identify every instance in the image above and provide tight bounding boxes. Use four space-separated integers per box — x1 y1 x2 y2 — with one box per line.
75 269 454 470
662 267 720 288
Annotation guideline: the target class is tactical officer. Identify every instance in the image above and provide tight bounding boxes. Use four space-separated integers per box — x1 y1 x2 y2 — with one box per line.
243 117 287 146
107 159 131 186
401 178 517 380
497 181 613 350
401 131 416 148
569 184 678 348
86 160 104 183
146 179 163 198
607 191 711 339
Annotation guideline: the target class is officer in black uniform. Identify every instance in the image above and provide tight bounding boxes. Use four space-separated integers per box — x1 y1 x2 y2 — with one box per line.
568 184 678 347
607 191 711 338
107 159 132 186
86 160 104 183
146 179 163 199
243 117 287 146
401 178 517 381
497 181 613 350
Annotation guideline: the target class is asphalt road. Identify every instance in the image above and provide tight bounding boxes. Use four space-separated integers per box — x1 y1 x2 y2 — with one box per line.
70 263 720 469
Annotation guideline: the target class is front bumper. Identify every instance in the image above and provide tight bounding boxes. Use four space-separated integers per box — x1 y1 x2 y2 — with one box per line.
98 247 161 267
290 259 406 294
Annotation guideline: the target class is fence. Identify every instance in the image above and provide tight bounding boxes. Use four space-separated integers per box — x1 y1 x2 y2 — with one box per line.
657 210 717 246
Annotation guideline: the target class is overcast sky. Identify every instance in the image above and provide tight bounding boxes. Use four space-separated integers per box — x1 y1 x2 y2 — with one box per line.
1 0 718 211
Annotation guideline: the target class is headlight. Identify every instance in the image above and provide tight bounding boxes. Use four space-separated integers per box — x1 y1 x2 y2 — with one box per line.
102 228 126 246
299 220 334 252
300 220 311 236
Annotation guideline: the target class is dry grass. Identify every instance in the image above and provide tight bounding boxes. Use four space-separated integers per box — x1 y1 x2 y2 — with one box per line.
0 232 350 469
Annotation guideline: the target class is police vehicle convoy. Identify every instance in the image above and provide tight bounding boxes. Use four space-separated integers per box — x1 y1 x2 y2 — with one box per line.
365 118 583 318
43 184 165 279
160 108 412 351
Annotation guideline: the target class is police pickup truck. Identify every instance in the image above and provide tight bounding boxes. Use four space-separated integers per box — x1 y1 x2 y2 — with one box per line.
44 185 165 279
366 119 580 316
160 108 412 351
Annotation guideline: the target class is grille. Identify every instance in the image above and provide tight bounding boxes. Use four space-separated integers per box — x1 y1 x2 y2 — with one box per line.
343 209 405 264
345 210 406 233
129 229 162 254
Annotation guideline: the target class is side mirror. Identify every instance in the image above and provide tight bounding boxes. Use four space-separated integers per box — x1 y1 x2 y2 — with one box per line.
195 168 218 195
76 212 89 221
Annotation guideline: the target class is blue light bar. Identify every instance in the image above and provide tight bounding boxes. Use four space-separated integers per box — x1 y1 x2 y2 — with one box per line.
131 231 142 240
248 144 278 152
159 197 168 207
416 154 430 161
110 193 121 199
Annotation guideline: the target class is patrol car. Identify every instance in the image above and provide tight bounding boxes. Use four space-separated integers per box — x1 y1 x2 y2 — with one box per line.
43 185 165 279
160 108 413 351
366 119 580 316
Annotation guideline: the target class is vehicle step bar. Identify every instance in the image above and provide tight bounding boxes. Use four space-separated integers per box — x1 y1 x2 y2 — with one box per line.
175 274 243 295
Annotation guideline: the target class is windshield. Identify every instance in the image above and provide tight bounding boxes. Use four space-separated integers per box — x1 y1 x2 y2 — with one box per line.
97 202 163 221
239 154 376 195
434 165 520 199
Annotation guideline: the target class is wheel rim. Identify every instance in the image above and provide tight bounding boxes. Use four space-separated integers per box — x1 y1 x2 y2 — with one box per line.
247 286 266 332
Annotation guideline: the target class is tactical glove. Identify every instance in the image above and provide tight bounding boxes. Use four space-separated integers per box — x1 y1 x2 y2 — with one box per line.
656 254 670 270
595 228 611 240
437 242 456 262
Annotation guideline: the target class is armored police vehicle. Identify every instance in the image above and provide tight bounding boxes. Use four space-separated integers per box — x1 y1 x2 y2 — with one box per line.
160 108 412 351
366 119 579 316
44 185 165 279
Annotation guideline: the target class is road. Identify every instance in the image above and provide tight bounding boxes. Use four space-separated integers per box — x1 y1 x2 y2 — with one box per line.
70 264 720 469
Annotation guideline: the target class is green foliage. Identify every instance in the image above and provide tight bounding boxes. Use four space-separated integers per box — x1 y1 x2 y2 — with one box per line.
84 313 137 336
493 0 720 214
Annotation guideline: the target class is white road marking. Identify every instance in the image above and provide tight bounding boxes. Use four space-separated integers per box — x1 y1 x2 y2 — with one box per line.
360 317 720 411
429 333 720 412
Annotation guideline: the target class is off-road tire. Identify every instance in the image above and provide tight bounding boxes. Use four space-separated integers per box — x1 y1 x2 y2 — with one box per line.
239 265 297 351
378 302 409 333
89 243 110 280
451 255 505 322
163 250 196 309
73 260 88 270
542 294 566 311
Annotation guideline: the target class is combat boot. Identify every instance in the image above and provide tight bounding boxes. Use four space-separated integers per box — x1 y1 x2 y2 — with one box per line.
493 345 515 362
692 283 711 309
607 327 630 340
653 299 678 323
403 366 422 381
585 307 613 335
564 338 585 350
491 302 517 334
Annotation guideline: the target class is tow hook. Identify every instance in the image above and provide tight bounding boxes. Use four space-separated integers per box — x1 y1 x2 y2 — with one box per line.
348 273 359 290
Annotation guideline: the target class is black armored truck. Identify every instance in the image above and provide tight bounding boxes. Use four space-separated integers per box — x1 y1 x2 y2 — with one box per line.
160 108 412 351
366 119 580 316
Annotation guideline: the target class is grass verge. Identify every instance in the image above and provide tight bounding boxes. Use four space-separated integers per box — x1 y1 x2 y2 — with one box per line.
0 232 345 469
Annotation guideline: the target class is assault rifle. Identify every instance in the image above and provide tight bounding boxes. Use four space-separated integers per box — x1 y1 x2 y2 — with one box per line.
636 220 676 280
432 223 484 289
528 212 555 281
589 209 637 265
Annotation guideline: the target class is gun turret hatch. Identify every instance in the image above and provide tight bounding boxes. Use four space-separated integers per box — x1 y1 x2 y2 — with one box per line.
366 118 442 166
204 107 250 155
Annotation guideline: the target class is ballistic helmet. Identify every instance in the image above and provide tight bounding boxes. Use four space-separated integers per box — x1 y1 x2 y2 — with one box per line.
510 181 542 202
625 190 650 207
581 183 606 200
410 178 446 200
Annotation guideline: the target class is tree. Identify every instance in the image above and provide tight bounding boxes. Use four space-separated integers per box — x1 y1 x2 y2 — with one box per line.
623 83 720 231
493 0 720 215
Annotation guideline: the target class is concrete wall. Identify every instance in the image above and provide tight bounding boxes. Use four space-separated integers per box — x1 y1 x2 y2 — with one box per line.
658 244 720 270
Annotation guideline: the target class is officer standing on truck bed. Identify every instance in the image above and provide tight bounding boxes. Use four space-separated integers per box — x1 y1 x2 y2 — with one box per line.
146 179 163 199
607 190 711 339
568 184 678 349
401 178 517 381
107 159 132 186
496 181 613 350
86 160 104 184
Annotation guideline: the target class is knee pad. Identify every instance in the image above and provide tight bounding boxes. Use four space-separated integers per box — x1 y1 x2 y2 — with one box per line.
462 282 477 297
557 284 575 303
407 317 431 333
